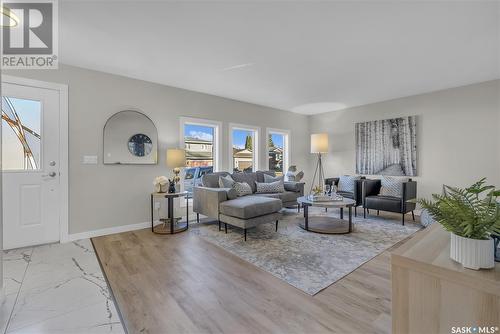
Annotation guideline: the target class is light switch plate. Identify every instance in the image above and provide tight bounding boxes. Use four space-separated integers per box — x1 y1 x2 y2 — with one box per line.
83 155 98 164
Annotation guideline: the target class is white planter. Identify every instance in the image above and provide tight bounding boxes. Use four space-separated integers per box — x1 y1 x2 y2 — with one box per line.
450 233 495 270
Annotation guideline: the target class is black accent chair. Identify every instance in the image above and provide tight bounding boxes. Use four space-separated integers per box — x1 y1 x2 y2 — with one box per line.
325 177 365 217
362 178 417 225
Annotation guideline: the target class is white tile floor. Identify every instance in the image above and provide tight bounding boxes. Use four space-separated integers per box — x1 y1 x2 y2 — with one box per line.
1 240 124 334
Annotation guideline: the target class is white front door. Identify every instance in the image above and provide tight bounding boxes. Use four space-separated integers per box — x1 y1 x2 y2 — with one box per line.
2 81 61 249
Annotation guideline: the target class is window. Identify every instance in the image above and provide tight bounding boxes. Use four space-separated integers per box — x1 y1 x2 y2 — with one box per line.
2 96 42 171
180 117 221 197
266 128 290 176
180 117 221 171
229 123 259 172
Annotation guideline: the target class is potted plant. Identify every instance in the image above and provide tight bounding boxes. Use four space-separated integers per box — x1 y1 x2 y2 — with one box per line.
418 178 500 270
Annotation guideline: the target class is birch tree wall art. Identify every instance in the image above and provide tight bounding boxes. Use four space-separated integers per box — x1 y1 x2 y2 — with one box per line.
355 116 417 176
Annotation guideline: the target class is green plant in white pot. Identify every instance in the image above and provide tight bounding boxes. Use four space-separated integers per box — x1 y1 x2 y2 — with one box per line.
418 178 500 270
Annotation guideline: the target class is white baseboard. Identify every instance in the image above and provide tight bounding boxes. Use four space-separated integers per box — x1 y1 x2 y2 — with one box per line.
67 222 150 241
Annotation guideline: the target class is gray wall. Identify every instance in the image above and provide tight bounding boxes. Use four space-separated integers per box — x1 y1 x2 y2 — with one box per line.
4 65 310 234
309 80 500 201
4 64 499 236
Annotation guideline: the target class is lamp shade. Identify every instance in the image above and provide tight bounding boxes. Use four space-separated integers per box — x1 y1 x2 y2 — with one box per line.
166 148 186 168
310 133 328 153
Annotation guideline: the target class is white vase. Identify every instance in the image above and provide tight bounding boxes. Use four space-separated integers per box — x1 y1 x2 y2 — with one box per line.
450 232 495 270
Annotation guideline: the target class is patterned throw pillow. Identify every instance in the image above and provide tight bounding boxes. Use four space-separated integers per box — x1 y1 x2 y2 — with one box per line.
380 176 408 198
233 182 253 197
338 175 361 193
218 175 235 188
264 174 284 183
255 180 285 193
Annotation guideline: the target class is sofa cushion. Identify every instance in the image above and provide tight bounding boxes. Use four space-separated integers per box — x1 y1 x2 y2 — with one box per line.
202 172 230 188
338 175 361 193
380 176 408 198
256 170 275 183
253 193 281 199
231 172 258 193
254 191 299 203
364 195 402 212
255 180 284 194
219 196 282 219
263 173 283 183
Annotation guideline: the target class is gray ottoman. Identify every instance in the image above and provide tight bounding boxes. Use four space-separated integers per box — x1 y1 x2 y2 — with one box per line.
219 196 282 241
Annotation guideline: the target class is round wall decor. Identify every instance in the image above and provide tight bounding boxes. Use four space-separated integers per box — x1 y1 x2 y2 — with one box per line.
128 133 153 157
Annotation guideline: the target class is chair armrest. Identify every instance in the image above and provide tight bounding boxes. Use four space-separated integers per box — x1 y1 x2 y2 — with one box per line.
403 181 417 200
284 182 305 196
325 178 340 187
353 179 365 205
362 179 381 205
402 181 417 212
193 187 229 219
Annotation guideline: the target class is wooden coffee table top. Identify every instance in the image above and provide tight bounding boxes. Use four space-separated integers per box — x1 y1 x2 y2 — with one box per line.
297 196 356 208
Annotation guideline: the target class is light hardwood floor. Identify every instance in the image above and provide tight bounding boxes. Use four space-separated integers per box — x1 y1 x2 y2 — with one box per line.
92 217 422 334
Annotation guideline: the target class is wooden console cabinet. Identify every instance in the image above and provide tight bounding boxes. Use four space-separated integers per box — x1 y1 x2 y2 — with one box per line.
391 224 500 334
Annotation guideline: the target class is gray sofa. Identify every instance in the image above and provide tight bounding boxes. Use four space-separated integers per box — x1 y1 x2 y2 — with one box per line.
193 171 305 240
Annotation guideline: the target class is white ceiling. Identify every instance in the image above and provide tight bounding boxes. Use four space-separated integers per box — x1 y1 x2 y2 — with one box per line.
60 1 500 115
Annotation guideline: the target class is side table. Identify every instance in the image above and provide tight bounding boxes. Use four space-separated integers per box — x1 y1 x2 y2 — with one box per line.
151 191 189 234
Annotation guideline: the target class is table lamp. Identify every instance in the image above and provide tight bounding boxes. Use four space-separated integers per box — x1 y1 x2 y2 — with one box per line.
310 133 328 194
166 148 186 192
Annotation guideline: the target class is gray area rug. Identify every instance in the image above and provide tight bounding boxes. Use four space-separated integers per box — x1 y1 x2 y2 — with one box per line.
190 207 421 295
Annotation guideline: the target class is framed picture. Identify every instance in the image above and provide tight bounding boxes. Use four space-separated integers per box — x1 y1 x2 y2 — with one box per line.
355 116 417 176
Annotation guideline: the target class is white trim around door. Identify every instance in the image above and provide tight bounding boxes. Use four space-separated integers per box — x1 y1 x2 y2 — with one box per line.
2 75 69 244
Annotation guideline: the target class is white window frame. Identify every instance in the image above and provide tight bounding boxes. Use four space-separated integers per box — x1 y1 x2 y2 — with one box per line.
228 123 260 172
266 127 290 174
179 117 222 172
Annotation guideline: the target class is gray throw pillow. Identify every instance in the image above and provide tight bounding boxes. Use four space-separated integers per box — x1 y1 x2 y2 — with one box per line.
226 187 238 200
380 176 408 198
255 180 285 193
264 174 284 183
233 182 252 197
232 172 258 193
338 175 361 193
218 175 235 188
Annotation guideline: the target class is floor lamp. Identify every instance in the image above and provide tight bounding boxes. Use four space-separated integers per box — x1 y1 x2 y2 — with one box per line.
310 133 329 194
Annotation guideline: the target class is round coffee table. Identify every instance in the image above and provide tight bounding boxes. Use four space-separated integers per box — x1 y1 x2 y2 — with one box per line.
297 196 356 234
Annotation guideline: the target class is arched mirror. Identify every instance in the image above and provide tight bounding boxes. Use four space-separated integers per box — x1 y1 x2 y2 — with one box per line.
103 110 158 164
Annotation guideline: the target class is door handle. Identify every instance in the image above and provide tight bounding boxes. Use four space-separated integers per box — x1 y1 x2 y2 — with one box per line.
42 172 57 177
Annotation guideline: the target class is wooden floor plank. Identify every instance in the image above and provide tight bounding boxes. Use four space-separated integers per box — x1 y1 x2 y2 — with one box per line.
92 220 422 334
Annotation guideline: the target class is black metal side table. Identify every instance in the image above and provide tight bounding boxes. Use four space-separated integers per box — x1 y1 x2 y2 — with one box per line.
151 191 189 234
